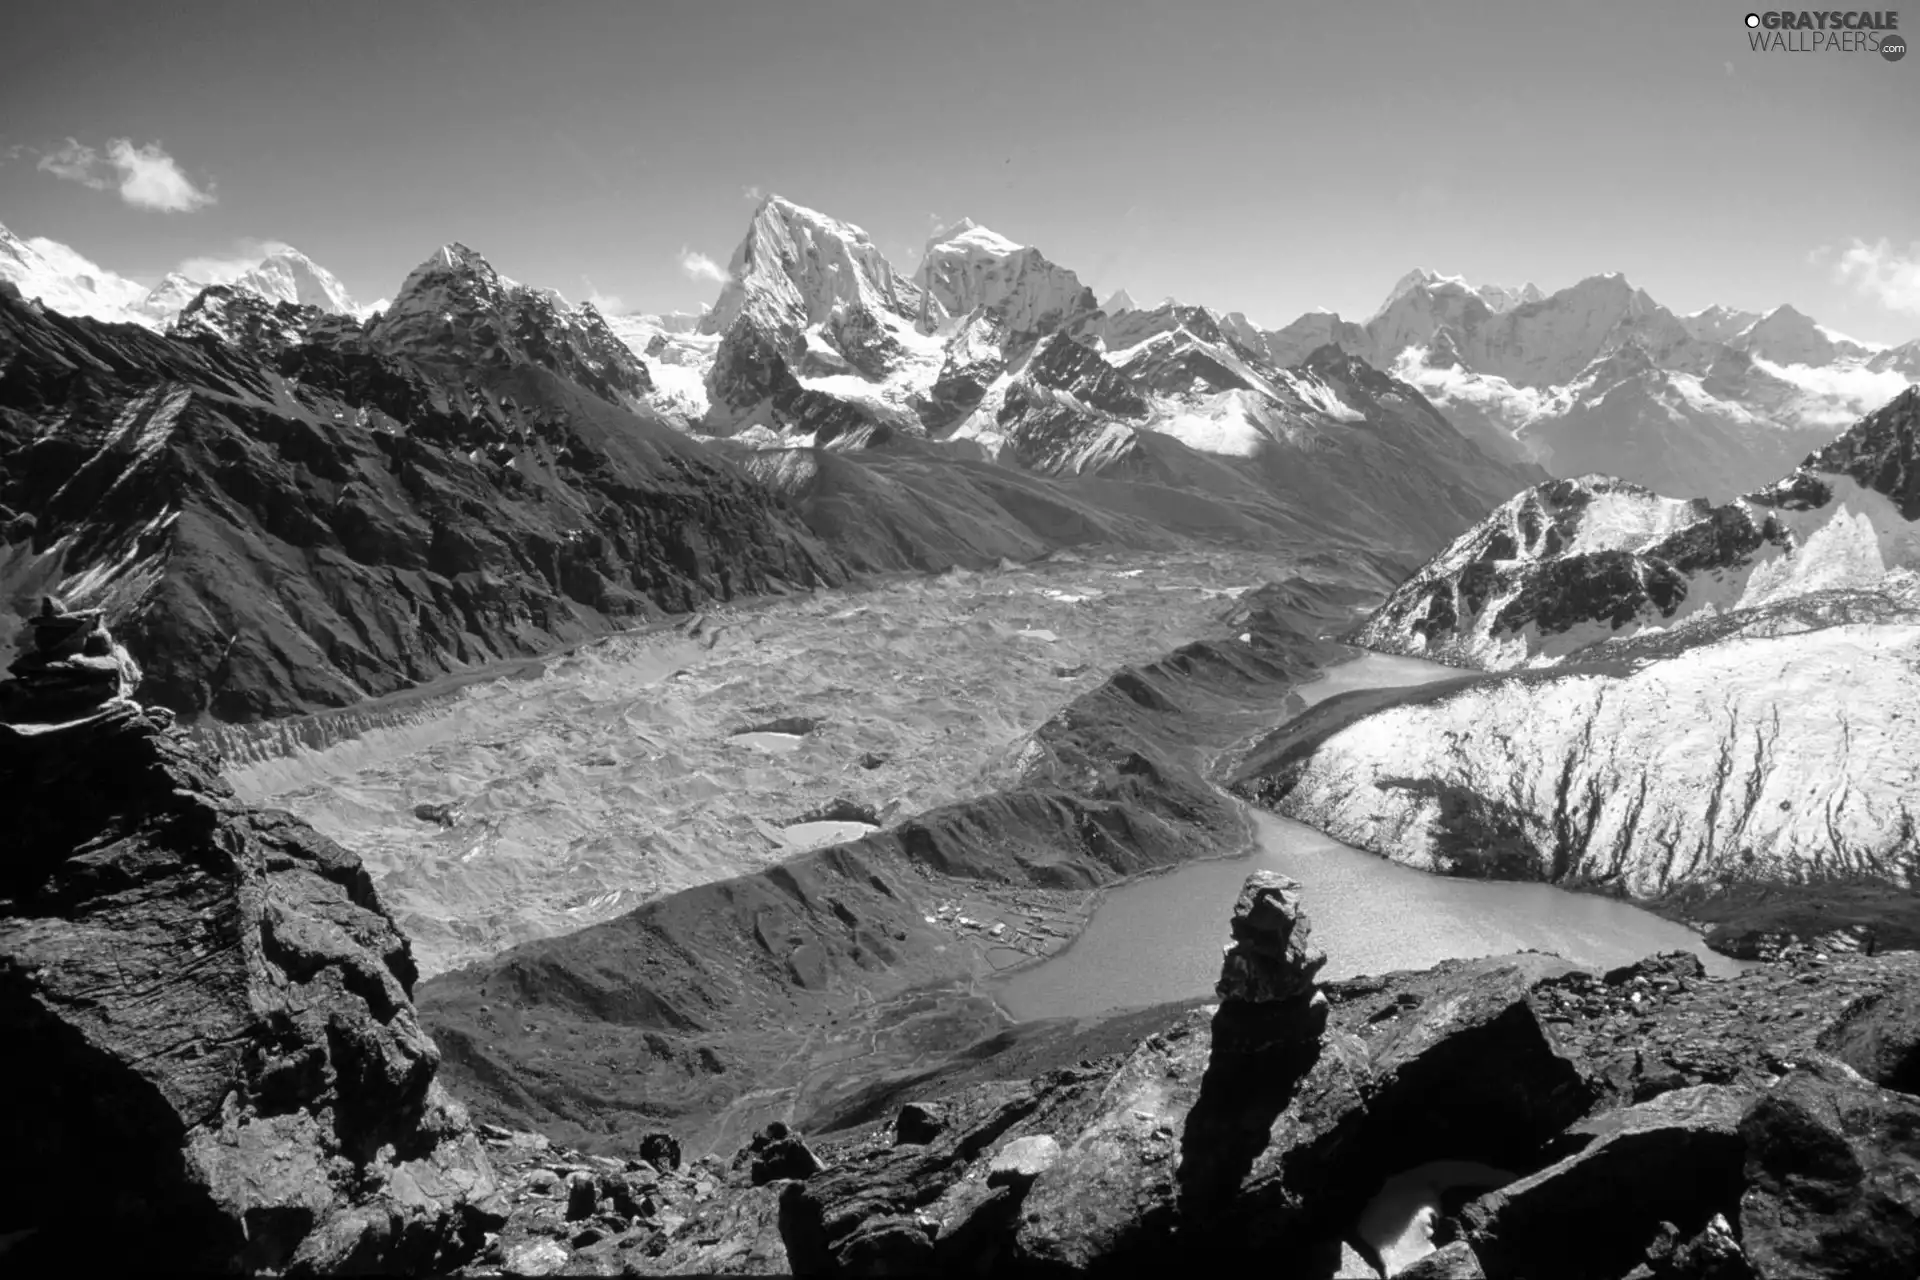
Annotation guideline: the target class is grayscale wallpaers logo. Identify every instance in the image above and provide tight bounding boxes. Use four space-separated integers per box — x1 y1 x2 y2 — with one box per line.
1743 10 1906 58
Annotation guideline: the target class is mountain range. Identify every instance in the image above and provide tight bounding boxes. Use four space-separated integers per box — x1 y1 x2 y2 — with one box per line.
7 203 1915 510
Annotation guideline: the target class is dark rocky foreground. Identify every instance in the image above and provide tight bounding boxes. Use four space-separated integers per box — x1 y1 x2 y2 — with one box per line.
0 613 505 1272
453 916 1920 1278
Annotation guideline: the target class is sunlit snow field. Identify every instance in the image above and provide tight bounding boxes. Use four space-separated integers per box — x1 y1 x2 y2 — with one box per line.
226 549 1299 977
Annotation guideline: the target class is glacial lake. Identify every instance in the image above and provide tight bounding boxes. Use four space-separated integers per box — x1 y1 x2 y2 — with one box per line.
996 652 1747 1022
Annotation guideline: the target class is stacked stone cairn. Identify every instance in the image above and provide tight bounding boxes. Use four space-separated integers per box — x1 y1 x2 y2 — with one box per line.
0 597 143 724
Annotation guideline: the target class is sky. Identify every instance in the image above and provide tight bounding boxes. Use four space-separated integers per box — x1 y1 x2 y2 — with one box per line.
2 0 1917 342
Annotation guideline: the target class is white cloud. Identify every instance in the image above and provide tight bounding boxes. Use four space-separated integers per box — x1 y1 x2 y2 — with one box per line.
37 138 108 188
177 238 293 284
741 184 764 202
35 137 216 212
677 247 731 286
1829 237 1920 316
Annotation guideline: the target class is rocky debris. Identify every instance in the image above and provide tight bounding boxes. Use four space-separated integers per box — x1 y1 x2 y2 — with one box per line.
1628 1214 1755 1280
894 1101 949 1146
1737 1056 1920 1280
0 597 142 724
1457 1085 1751 1280
0 682 503 1273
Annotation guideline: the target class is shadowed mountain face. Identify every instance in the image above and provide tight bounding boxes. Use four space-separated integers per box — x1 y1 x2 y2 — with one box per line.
0 276 849 723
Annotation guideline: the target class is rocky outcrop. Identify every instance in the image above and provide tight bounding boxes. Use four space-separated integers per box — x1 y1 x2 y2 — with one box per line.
0 614 503 1272
443 937 1920 1279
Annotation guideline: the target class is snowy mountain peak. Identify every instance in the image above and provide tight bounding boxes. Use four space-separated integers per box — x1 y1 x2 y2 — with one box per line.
1371 267 1553 324
916 215 1093 340
1102 288 1137 314
1735 302 1879 366
232 247 356 315
925 217 1022 259
0 220 149 325
700 193 924 337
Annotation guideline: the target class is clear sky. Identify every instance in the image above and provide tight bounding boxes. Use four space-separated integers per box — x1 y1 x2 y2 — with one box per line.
2 0 1916 341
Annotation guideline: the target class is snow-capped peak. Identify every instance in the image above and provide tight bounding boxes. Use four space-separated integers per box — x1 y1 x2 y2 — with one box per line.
1370 267 1545 322
925 217 1023 259
915 215 1092 338
1102 288 1137 314
0 221 150 325
232 247 356 315
700 193 923 336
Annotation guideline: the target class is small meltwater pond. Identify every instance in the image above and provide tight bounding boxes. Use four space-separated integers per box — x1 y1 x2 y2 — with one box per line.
996 652 1746 1022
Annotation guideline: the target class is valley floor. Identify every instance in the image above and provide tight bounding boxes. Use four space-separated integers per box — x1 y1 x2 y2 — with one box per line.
221 547 1304 978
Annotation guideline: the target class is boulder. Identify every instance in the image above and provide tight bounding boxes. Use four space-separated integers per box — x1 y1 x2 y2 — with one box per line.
0 697 502 1272
894 1100 949 1146
639 1131 683 1171
1738 1057 1920 1280
1458 1085 1751 1280
1816 984 1920 1095
1398 1240 1488 1279
987 1134 1062 1188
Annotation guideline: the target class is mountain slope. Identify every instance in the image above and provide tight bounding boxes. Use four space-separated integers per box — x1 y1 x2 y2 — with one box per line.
0 262 846 723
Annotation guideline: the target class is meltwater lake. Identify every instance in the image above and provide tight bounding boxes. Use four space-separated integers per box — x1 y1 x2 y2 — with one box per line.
996 652 1746 1021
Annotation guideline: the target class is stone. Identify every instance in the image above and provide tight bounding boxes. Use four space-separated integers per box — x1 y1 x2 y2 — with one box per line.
639 1132 682 1171
0 603 143 724
1459 1085 1751 1280
1738 1057 1920 1280
1214 871 1328 1007
501 1237 571 1276
1398 1240 1488 1279
566 1171 599 1220
746 1122 825 1185
986 1134 1061 1188
894 1100 949 1146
